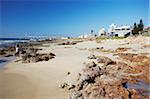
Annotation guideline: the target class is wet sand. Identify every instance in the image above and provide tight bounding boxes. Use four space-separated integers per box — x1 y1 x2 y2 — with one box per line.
0 56 15 70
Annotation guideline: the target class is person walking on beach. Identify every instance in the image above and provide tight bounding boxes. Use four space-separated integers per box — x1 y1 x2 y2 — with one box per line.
15 44 20 56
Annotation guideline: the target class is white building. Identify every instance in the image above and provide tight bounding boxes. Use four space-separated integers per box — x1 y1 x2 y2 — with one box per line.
98 28 106 36
78 34 89 38
108 24 132 37
79 33 95 38
61 37 69 40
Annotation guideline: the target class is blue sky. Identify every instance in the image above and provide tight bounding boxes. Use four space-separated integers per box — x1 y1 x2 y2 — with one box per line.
0 0 149 38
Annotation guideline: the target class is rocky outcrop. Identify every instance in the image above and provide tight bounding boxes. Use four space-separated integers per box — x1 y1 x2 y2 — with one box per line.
20 48 55 63
96 56 116 66
21 52 55 63
117 53 150 82
0 47 15 57
75 62 101 91
68 54 149 99
58 41 77 45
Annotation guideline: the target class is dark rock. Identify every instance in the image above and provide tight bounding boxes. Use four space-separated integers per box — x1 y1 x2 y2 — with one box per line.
49 53 56 56
88 54 96 59
85 61 96 68
67 72 71 75
68 84 75 90
59 82 75 90
4 54 13 57
96 47 104 49
30 56 39 63
59 82 68 89
0 50 6 55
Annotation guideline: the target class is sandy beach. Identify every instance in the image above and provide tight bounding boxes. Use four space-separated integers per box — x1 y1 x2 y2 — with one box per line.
0 36 150 99
0 40 94 99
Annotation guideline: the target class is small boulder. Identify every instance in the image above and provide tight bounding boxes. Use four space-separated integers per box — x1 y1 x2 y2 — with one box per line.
67 72 71 75
59 82 68 89
59 82 75 90
88 54 96 59
49 53 55 56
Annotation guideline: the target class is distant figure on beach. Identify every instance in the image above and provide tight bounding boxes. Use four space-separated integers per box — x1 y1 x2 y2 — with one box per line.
15 44 20 56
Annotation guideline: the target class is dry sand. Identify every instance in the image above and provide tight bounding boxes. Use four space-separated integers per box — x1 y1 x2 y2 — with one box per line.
0 36 150 99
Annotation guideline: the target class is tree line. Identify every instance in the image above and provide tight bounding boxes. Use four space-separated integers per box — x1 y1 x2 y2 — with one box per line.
132 19 144 35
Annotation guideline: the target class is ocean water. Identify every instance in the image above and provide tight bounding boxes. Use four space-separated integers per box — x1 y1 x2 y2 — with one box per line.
0 38 30 48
